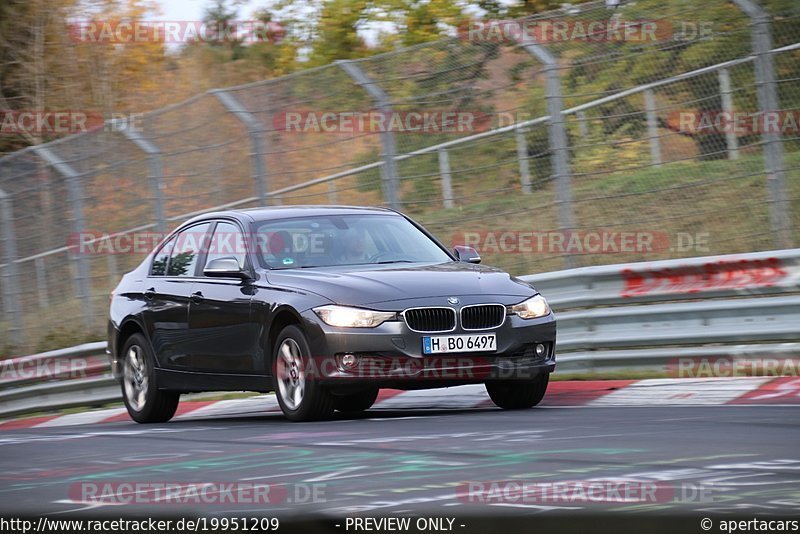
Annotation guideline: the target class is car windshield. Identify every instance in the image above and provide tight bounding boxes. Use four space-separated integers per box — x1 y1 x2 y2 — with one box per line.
253 214 452 269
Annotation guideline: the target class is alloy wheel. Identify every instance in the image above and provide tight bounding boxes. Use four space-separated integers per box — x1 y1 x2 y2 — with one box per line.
276 338 305 410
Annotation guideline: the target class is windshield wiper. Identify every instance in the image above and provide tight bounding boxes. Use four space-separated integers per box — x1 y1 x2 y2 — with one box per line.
273 264 331 270
276 260 418 269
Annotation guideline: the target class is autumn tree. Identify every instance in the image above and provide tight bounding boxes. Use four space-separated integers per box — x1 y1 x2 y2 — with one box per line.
561 0 800 159
0 0 171 152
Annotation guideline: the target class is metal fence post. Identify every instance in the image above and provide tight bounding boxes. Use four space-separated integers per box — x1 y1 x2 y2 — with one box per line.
118 125 167 233
327 181 338 204
211 89 270 206
0 188 24 347
437 149 455 209
32 146 94 330
644 89 662 166
34 257 49 309
515 127 533 195
519 42 577 268
338 60 400 210
718 68 740 160
731 0 792 248
576 111 589 141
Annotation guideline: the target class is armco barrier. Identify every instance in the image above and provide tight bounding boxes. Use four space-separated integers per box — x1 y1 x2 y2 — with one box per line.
0 342 117 418
521 248 800 374
1 249 799 419
520 248 800 308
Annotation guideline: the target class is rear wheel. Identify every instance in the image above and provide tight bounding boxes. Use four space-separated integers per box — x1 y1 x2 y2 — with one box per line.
121 333 179 423
485 373 549 410
272 325 334 422
333 388 379 413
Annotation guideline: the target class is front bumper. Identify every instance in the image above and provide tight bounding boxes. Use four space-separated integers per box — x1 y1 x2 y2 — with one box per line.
300 309 556 388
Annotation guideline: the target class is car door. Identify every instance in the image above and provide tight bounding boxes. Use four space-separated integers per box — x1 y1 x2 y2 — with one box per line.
142 222 211 371
140 233 179 368
185 220 258 373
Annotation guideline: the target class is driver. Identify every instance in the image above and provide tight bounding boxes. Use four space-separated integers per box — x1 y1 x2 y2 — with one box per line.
340 227 368 263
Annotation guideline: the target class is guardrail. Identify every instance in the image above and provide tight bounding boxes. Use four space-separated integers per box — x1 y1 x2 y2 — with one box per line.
0 342 118 418
522 248 800 374
1 249 799 419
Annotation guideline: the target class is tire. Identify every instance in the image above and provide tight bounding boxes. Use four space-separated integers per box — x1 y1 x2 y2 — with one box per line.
272 325 334 422
120 333 179 423
485 373 549 410
333 388 379 413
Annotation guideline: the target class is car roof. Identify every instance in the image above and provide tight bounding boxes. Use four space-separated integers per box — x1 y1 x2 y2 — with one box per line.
180 205 398 227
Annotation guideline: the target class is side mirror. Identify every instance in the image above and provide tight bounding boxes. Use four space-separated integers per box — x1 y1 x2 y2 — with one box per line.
204 257 250 279
453 245 481 264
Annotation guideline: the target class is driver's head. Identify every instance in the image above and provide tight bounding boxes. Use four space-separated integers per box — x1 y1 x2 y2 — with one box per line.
342 228 366 257
268 231 292 259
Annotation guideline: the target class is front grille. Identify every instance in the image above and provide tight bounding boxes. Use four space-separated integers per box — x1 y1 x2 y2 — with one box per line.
403 307 456 332
460 304 506 330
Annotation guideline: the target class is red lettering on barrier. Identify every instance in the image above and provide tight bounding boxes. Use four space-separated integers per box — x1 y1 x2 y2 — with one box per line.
620 258 787 298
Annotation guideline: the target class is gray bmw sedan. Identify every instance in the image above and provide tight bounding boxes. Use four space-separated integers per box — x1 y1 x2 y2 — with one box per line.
108 206 556 422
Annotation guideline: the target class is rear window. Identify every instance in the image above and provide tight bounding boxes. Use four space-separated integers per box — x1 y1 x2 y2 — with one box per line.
150 236 176 276
166 223 211 277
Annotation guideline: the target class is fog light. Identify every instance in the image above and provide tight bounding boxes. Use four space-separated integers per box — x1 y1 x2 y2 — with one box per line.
535 343 547 357
340 353 358 369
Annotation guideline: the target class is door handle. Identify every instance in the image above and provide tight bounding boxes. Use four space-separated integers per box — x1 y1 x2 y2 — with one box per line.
190 291 204 304
144 288 155 300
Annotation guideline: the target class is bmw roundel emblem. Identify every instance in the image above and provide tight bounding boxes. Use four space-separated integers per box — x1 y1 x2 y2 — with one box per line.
447 297 460 305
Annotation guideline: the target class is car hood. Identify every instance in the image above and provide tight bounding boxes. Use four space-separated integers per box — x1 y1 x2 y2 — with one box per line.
264 261 536 308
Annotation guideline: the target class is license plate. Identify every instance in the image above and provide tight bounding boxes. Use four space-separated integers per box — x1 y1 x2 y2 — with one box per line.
422 334 496 354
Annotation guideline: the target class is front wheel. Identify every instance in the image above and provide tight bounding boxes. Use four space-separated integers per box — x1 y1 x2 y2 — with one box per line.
485 373 549 410
272 325 334 422
121 333 179 423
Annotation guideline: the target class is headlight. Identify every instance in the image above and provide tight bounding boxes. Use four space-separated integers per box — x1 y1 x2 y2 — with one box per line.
509 295 550 319
313 305 396 328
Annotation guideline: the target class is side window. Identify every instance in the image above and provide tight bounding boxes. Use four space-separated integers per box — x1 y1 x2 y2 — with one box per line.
167 223 211 277
150 236 176 276
205 221 248 271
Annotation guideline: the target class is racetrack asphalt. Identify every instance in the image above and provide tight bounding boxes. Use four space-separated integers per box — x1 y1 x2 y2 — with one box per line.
1 403 798 532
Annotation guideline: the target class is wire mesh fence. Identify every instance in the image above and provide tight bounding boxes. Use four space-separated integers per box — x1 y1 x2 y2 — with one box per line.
1 0 798 354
